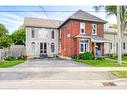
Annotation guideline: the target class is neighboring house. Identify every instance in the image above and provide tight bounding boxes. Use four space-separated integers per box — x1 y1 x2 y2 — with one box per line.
104 28 127 55
58 10 111 57
24 17 62 58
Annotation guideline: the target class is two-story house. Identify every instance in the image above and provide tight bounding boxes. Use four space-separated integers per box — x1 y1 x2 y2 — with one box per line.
58 10 111 57
24 17 62 58
24 10 111 59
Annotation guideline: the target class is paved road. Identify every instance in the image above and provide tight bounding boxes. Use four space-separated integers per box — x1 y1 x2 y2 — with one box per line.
0 58 123 89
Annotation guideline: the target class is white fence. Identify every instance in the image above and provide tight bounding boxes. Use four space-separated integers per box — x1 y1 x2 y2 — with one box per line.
0 45 26 60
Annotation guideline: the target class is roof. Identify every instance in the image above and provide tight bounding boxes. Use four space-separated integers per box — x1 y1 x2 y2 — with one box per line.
24 17 63 29
75 34 111 43
59 9 107 28
104 28 127 35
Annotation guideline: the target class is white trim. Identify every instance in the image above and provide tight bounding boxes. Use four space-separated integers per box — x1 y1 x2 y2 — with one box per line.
80 22 85 34
92 24 97 35
79 39 89 53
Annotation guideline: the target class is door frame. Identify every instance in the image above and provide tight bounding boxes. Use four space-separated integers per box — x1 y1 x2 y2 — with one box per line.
40 42 47 56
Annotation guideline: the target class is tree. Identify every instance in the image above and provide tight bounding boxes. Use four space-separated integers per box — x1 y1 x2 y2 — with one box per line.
94 6 127 64
0 35 12 49
0 23 8 37
11 26 25 45
0 24 12 49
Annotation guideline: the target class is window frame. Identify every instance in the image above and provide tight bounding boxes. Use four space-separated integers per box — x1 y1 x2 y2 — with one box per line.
31 42 35 53
51 30 55 39
51 43 55 52
92 24 97 35
31 28 35 38
80 39 89 53
123 42 126 50
80 22 85 34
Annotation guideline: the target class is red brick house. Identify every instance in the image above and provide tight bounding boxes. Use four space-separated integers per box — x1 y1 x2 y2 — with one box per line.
58 10 111 57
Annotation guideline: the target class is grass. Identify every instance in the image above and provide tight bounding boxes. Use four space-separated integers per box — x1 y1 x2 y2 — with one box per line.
111 56 127 62
0 60 24 68
111 71 127 78
75 59 127 67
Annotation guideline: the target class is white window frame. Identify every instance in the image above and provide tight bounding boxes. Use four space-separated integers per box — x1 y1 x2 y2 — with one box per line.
80 39 89 53
92 24 97 35
51 43 55 52
31 28 35 38
123 42 126 50
80 22 85 34
51 30 55 39
31 42 35 53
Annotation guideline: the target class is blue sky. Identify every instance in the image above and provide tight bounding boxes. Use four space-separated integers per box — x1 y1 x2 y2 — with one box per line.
0 6 117 34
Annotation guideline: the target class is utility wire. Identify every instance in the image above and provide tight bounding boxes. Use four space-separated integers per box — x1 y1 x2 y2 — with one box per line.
39 6 57 27
0 11 106 12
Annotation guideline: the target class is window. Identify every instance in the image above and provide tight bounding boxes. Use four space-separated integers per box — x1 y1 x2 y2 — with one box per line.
110 43 112 49
80 22 85 34
51 30 55 39
51 43 55 52
31 42 35 53
80 40 89 53
92 24 97 35
31 28 35 38
123 42 126 50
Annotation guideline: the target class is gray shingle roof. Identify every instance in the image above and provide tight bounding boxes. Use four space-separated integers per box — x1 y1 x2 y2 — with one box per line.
24 17 63 29
69 10 107 23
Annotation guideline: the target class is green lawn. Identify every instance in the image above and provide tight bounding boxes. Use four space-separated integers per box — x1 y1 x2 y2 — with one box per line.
111 71 127 78
75 59 127 67
111 56 127 62
0 60 24 68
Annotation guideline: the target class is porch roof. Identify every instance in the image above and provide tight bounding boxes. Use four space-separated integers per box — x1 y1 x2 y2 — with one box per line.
75 34 111 43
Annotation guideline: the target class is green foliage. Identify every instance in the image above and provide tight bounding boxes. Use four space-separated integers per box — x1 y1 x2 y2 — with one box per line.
96 57 105 60
79 52 94 60
17 56 25 60
4 56 16 61
0 23 8 37
11 26 25 45
0 35 12 49
71 56 78 59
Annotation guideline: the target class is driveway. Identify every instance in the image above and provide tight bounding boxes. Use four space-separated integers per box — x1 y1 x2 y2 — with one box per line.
0 58 116 81
15 58 89 68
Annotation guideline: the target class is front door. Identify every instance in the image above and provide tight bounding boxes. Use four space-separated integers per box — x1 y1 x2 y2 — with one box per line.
96 43 102 56
40 42 47 56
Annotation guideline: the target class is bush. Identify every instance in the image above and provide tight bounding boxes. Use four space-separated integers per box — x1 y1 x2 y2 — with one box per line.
17 56 25 60
71 56 78 59
96 57 105 60
4 56 16 61
79 52 94 60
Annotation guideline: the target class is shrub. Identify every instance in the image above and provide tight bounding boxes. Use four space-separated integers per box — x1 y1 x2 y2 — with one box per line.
4 56 16 61
96 57 105 60
79 52 94 60
71 56 78 59
17 56 25 60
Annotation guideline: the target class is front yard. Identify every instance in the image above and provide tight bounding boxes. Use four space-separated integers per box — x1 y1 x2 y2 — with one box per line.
75 59 127 67
0 60 24 68
111 56 127 62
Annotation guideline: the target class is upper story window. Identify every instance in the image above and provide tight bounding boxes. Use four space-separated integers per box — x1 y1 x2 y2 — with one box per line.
80 22 85 34
51 30 55 39
123 42 126 50
31 28 35 38
92 24 97 35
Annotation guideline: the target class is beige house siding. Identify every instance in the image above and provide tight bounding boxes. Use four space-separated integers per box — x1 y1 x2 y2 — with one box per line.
25 27 58 58
104 32 127 55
